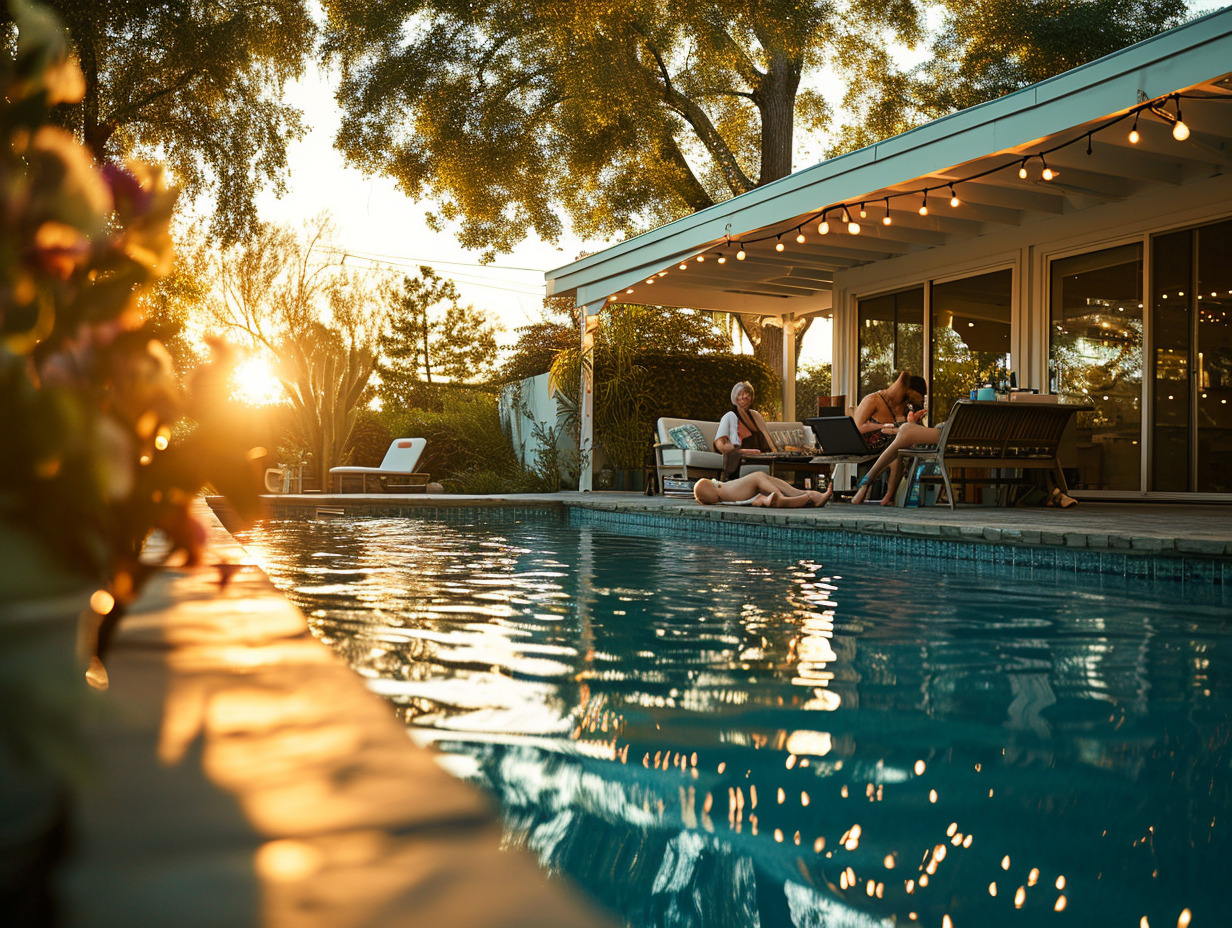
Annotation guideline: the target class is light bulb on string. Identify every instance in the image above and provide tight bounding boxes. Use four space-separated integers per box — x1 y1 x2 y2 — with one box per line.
1018 158 1029 179
796 230 806 244
882 198 892 225
775 235 784 252
736 246 746 260
696 254 705 262
818 212 830 235
1172 96 1190 140
717 254 726 264
919 192 928 216
679 262 688 270
949 185 959 208
842 207 860 234
859 202 867 219
1040 156 1054 181
1129 112 1140 144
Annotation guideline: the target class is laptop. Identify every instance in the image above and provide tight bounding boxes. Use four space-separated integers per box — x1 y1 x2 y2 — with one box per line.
805 416 873 455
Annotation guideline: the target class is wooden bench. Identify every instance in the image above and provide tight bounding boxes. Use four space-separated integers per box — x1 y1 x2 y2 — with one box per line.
898 398 1092 509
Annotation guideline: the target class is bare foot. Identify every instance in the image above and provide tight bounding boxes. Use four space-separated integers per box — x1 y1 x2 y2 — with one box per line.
811 487 833 507
751 492 778 507
878 494 896 506
851 484 869 505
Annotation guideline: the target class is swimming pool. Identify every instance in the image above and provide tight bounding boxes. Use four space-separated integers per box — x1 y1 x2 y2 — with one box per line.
238 510 1232 928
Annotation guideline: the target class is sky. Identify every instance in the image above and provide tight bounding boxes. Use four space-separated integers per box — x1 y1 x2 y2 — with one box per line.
249 1 1229 372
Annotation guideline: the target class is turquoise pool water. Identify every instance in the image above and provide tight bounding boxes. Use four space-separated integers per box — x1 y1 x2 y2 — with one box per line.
239 512 1232 928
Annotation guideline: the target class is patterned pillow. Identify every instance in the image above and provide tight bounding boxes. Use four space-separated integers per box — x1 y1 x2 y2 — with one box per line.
669 424 709 451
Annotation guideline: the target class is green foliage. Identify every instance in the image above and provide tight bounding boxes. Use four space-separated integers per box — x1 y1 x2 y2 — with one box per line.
378 390 538 493
553 307 779 470
321 0 921 258
496 320 577 384
343 407 394 468
835 0 1188 152
794 361 833 420
379 267 499 400
22 0 316 243
1 1 267 614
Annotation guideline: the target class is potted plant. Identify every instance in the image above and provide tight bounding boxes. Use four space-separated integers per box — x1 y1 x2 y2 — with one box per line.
0 2 266 914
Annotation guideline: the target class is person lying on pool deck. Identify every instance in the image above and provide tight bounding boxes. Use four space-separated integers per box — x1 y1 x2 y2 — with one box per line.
693 472 833 508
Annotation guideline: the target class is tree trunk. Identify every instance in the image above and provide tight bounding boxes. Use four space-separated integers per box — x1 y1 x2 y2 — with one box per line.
755 51 802 185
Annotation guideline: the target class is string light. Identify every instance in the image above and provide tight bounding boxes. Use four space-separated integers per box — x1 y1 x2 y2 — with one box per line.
1173 96 1190 140
690 91 1217 263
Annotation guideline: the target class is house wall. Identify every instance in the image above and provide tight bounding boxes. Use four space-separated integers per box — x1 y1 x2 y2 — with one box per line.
828 172 1232 497
498 373 581 484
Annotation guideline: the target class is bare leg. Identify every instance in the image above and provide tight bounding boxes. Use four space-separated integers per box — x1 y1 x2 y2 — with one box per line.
710 471 832 506
852 424 940 505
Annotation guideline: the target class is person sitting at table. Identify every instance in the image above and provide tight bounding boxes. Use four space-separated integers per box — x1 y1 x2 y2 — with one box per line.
693 471 833 508
849 372 929 503
714 380 778 480
851 418 942 506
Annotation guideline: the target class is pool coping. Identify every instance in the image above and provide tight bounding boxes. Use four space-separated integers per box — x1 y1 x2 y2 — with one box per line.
229 492 1232 586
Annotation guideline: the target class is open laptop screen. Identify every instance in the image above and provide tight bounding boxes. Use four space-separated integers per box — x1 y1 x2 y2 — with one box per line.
805 416 871 455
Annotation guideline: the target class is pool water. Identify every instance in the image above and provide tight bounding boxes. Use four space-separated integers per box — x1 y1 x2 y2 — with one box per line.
238 514 1232 928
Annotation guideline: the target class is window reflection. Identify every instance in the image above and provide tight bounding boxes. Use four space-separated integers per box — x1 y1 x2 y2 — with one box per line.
858 288 924 398
1049 244 1144 490
930 270 1013 421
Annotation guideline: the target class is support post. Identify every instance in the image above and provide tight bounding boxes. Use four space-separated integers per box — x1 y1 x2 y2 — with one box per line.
578 299 605 491
781 313 797 420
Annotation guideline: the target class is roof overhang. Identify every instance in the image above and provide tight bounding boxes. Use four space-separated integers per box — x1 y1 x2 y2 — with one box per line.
546 8 1232 319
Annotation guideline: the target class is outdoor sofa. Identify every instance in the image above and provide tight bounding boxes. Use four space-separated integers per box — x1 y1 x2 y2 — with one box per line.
654 416 813 488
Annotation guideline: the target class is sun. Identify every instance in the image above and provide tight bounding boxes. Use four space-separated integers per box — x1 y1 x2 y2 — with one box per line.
231 356 284 406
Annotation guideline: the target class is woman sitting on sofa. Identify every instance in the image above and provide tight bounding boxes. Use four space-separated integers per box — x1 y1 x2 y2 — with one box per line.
714 381 777 480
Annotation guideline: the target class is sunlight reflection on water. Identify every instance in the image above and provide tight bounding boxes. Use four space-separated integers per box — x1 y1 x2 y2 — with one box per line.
239 515 1232 928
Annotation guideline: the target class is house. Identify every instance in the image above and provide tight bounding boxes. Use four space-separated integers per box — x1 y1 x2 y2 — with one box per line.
545 7 1232 500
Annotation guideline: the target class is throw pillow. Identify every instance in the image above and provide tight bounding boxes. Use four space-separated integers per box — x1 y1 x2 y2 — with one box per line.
669 424 709 451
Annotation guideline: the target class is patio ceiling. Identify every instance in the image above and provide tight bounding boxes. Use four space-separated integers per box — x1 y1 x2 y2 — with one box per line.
545 7 1232 321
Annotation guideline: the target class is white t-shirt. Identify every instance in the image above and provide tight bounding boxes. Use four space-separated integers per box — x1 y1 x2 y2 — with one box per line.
716 411 742 447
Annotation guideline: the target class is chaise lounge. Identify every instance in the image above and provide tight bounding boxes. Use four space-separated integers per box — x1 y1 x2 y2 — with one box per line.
329 438 430 493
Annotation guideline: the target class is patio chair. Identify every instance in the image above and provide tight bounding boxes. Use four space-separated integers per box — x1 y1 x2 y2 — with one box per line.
329 438 430 493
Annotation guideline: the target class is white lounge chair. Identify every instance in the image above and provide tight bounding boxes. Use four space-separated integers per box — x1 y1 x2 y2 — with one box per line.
329 438 430 493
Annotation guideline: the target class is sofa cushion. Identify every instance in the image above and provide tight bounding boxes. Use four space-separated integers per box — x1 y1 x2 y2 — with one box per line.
669 423 709 451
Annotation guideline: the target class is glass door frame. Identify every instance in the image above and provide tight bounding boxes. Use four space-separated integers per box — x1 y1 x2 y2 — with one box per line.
1041 235 1148 497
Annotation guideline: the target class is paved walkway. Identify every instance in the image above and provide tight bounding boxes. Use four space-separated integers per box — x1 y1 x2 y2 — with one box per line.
61 502 615 928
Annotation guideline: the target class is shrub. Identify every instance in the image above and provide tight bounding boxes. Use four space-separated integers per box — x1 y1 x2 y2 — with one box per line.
379 389 541 492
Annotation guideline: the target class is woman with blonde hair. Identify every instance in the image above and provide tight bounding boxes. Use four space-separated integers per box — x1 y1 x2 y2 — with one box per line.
713 381 777 480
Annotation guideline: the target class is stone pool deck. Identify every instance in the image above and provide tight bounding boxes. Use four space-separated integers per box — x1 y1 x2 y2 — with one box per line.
252 490 1232 583
60 500 616 928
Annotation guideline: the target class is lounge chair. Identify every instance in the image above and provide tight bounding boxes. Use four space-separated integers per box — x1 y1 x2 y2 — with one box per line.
329 438 430 493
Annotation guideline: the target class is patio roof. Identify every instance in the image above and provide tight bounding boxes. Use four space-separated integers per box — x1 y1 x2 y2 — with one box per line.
545 7 1232 320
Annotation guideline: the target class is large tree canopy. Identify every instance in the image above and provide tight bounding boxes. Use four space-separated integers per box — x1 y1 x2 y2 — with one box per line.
20 0 316 243
837 0 1191 151
321 0 923 257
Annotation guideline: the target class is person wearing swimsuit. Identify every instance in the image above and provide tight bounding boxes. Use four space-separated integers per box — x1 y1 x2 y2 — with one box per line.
850 372 929 504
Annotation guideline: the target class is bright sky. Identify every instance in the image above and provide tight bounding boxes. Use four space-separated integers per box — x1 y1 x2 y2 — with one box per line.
250 1 1228 372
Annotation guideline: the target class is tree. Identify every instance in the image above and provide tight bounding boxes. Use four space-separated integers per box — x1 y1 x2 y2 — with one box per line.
16 0 316 243
379 267 500 403
205 216 388 488
836 0 1190 151
320 0 922 376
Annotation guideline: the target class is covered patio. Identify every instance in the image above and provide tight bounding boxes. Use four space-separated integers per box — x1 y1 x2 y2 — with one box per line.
546 8 1232 500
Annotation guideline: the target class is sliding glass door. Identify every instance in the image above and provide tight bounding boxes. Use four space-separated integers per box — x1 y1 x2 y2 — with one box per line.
1151 218 1232 493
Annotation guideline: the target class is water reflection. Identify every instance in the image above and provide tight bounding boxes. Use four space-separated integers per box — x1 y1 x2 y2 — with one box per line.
240 517 1232 928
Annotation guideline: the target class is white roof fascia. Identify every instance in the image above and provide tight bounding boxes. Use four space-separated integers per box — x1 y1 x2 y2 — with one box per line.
546 7 1232 306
